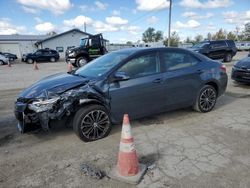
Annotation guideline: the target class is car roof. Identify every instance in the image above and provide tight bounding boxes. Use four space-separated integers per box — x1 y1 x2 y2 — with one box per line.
114 47 187 54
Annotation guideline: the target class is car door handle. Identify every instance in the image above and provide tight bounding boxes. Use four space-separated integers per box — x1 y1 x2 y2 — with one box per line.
152 78 163 83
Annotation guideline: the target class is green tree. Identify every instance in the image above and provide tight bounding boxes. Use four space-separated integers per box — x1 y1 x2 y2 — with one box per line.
142 27 163 42
242 22 250 41
184 37 192 43
154 31 164 42
163 31 180 47
46 31 57 36
194 34 203 43
213 29 227 40
227 31 237 40
126 41 133 45
207 32 212 40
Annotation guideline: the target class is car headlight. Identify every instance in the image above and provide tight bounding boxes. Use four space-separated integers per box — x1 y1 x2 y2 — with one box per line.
68 52 75 57
28 97 60 113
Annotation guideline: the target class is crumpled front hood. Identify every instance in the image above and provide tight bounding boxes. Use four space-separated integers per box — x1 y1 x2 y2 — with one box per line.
19 73 89 99
235 57 250 69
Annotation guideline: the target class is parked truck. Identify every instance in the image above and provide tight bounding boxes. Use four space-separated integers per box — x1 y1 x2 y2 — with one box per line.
65 34 107 67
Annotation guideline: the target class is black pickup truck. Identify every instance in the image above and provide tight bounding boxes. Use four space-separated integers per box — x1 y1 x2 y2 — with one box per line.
65 34 107 67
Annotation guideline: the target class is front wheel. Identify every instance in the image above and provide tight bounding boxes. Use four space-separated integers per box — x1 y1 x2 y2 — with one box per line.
27 58 34 64
76 57 88 67
224 53 232 62
73 105 112 142
50 57 56 62
193 85 217 113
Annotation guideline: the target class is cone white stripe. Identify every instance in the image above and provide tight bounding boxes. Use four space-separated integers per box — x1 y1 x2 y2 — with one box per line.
121 124 132 139
119 141 136 153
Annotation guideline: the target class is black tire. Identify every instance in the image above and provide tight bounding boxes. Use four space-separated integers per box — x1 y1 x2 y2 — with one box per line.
223 53 232 62
73 105 111 142
27 58 34 64
193 85 217 113
0 60 4 65
76 57 88 67
72 63 78 68
50 57 56 62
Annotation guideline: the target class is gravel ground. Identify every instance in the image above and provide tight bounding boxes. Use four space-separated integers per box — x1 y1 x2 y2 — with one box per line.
0 51 250 188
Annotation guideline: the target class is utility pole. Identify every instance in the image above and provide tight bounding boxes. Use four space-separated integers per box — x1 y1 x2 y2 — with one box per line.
168 0 172 47
84 22 87 32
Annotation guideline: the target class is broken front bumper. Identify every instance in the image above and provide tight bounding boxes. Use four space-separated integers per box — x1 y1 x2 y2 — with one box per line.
14 101 49 133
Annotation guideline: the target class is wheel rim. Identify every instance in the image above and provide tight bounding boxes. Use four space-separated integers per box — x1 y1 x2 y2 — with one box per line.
28 59 33 64
227 54 231 61
51 58 55 62
78 58 87 67
80 110 110 140
199 88 216 111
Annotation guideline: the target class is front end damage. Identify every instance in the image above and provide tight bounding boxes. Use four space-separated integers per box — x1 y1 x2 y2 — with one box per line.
14 83 109 133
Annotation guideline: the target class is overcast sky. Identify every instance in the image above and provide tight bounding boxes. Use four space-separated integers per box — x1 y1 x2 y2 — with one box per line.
0 0 249 43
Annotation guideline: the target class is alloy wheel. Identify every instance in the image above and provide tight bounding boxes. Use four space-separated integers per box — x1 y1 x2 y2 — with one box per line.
80 110 110 140
199 88 216 111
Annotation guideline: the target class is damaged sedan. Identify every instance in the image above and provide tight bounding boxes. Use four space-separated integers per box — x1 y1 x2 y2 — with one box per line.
15 47 228 142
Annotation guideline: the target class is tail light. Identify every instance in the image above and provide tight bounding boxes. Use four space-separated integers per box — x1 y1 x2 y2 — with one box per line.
220 64 226 73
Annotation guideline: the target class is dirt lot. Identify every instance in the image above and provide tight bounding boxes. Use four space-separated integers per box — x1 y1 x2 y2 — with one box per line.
1 52 250 188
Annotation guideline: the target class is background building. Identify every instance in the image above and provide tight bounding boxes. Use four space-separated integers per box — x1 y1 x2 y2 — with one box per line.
0 35 46 58
36 29 93 58
0 29 93 59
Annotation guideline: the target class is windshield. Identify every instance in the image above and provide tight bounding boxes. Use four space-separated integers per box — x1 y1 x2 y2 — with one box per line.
74 51 132 78
80 38 88 47
192 42 209 48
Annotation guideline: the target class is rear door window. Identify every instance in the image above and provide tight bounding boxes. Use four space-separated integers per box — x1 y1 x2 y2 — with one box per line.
210 41 227 49
161 51 199 71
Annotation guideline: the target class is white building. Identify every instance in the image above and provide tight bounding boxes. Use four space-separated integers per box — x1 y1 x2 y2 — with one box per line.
0 29 93 59
36 29 92 58
0 34 46 58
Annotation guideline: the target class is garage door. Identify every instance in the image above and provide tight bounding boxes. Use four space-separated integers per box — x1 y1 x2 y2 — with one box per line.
0 43 20 58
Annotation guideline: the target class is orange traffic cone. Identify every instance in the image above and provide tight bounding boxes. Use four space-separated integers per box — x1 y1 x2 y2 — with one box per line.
67 63 73 72
33 61 39 70
7 60 11 67
109 114 147 184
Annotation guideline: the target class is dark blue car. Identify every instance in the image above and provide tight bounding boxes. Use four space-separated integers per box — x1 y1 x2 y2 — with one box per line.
14 48 228 142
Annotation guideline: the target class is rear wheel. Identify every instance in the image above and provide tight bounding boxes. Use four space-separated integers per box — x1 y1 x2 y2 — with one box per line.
224 53 232 62
50 57 56 62
73 105 111 142
193 85 217 113
27 58 34 64
0 60 4 65
76 57 88 67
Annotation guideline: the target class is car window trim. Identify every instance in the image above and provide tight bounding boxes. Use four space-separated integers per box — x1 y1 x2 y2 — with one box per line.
159 49 201 72
108 50 161 81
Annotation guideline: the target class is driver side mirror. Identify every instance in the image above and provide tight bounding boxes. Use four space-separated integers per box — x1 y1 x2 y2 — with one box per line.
111 71 130 82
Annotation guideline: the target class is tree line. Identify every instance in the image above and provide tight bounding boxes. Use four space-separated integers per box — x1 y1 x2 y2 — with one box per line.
133 23 250 47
